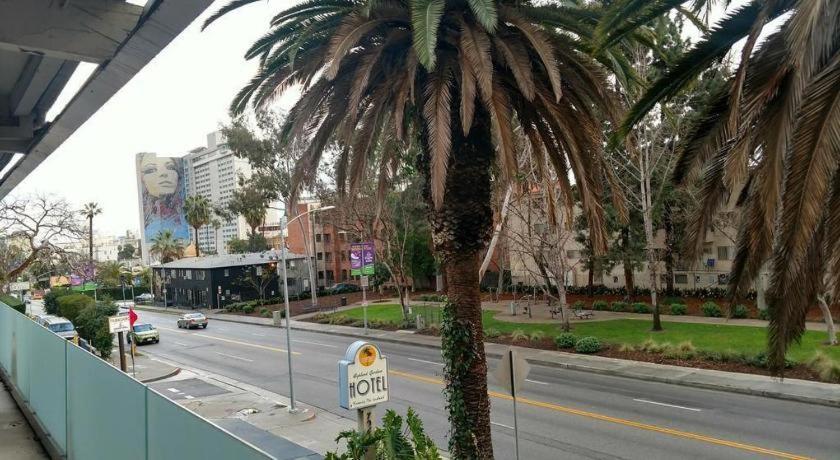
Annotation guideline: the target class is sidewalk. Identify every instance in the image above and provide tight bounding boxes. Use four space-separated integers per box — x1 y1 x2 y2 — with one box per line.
0 380 47 459
134 304 840 407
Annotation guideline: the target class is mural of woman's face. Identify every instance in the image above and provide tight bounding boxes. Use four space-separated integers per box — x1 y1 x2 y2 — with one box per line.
140 155 179 198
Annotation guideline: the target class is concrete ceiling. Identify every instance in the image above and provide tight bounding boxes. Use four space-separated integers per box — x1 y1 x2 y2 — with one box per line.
0 0 214 198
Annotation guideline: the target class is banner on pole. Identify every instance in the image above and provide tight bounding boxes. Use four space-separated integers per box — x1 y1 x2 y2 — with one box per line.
350 242 375 276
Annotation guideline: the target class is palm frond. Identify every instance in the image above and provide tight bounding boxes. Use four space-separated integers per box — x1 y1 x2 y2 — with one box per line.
459 19 494 103
202 0 261 31
326 15 385 79
411 0 445 70
467 0 498 33
503 9 562 102
459 53 477 135
494 37 535 101
423 66 453 208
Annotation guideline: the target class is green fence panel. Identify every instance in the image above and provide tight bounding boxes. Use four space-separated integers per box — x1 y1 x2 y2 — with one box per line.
66 344 146 460
0 305 11 371
13 313 31 401
146 389 272 460
28 323 68 452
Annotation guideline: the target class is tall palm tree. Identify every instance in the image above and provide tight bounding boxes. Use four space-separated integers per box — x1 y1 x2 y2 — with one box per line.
80 202 101 262
603 0 840 370
150 230 184 264
205 1 628 455
184 195 213 257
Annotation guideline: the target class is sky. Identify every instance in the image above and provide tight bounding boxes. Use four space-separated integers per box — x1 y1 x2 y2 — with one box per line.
13 0 749 239
14 0 299 237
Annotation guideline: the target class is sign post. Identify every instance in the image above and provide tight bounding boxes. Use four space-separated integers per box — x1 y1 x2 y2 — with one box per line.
360 275 369 334
339 341 388 460
108 315 131 372
351 243 375 335
492 348 530 460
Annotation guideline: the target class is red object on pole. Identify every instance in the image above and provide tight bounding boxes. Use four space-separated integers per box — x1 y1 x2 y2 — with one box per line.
128 308 138 327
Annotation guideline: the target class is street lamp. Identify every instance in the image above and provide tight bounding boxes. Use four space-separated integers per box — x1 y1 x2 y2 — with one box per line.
269 204 334 413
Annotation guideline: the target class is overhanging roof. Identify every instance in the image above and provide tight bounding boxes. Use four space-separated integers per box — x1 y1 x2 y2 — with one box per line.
157 251 308 270
0 0 215 198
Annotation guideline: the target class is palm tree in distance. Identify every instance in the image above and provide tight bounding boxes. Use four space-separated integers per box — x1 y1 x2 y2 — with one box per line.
80 202 101 263
150 230 184 264
204 1 630 456
184 195 213 257
603 0 840 371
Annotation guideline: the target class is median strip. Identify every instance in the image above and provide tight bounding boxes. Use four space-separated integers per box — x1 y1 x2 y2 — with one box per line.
389 370 812 460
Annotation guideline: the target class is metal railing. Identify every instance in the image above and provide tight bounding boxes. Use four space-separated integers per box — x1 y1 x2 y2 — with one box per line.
0 302 274 460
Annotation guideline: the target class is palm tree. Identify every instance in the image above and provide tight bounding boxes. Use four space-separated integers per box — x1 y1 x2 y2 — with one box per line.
603 0 840 370
184 195 213 257
80 202 101 262
150 230 184 264
205 1 627 455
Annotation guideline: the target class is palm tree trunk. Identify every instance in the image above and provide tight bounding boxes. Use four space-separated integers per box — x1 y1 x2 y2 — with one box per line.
88 216 94 261
420 106 494 458
194 227 201 257
663 199 675 295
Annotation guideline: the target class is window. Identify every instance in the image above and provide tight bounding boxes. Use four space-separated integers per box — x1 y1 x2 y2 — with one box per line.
341 252 346 261
256 266 263 276
196 271 206 281
185 270 192 280
326 270 334 281
675 274 688 284
702 243 713 255
341 269 348 281
325 252 332 262
717 246 731 261
339 233 346 242
288 260 296 268
315 234 322 243
324 233 331 244
317 252 323 260
224 269 229 277
318 271 324 279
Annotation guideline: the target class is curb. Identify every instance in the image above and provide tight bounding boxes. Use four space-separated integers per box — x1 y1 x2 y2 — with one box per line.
140 367 181 383
136 307 840 408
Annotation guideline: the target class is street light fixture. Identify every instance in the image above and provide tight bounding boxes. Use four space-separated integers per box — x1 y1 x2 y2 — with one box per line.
269 204 335 413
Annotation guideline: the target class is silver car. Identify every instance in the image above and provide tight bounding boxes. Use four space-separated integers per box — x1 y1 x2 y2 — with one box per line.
177 313 208 329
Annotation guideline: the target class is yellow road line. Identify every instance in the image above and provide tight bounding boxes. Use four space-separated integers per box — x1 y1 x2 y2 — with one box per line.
389 370 812 460
157 327 301 355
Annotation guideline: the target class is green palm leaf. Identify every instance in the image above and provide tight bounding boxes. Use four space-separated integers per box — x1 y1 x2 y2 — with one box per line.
411 0 445 70
202 0 262 31
467 0 498 33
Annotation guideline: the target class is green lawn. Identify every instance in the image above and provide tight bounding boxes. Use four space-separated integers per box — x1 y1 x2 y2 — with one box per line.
331 305 840 362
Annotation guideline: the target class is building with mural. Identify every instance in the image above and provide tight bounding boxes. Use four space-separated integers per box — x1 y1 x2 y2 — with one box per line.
135 152 191 263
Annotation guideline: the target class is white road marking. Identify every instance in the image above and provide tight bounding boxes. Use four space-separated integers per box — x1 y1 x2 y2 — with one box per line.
292 339 338 348
184 395 194 400
174 341 188 347
251 333 266 337
214 352 254 363
633 398 702 412
491 421 514 430
407 358 443 366
167 388 180 393
526 379 550 385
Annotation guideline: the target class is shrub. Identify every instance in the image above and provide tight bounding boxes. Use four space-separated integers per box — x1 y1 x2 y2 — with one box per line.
57 294 95 324
662 296 682 306
758 309 770 321
611 301 628 312
668 303 687 315
0 294 25 314
326 408 440 459
806 352 840 383
638 338 668 353
529 331 545 342
574 336 601 354
43 288 70 315
329 314 351 325
592 300 608 311
311 313 330 323
418 294 446 302
259 307 271 318
75 301 117 359
485 328 501 338
555 333 577 349
731 304 749 319
617 343 635 352
510 329 528 341
632 302 651 314
242 305 255 314
573 300 585 310
747 352 795 369
701 301 723 317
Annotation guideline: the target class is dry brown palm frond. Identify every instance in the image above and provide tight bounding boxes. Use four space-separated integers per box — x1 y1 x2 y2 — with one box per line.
502 8 562 102
348 44 389 121
825 173 840 301
459 51 477 135
487 80 517 184
423 65 453 208
335 145 350 196
458 18 493 103
325 15 386 79
493 37 535 101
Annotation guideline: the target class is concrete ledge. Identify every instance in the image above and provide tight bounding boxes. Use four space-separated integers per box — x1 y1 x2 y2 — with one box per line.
140 366 181 384
0 366 64 460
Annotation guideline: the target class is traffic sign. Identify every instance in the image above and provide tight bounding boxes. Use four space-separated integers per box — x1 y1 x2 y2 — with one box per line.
108 315 130 334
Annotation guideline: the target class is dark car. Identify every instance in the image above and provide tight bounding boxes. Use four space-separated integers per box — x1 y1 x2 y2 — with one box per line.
328 283 360 294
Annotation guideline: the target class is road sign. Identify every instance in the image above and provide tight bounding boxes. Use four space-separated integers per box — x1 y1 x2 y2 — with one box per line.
360 276 369 288
9 281 30 291
108 315 130 334
339 341 389 410
492 348 530 394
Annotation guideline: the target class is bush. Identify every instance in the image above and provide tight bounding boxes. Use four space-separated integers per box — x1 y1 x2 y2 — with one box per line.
662 296 682 306
747 352 795 369
555 332 577 349
638 338 668 353
0 294 25 314
326 407 439 459
417 294 446 302
57 294 95 324
701 301 723 317
617 343 635 352
731 304 749 319
758 309 770 321
611 301 628 312
311 313 330 323
806 352 840 383
259 307 271 318
573 300 586 310
75 301 117 359
43 288 70 315
632 302 651 314
529 331 545 342
574 336 601 354
242 305 255 314
592 300 608 311
668 303 687 315
485 328 501 338
510 329 528 341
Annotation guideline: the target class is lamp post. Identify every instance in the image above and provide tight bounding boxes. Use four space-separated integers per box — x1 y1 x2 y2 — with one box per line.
269 204 334 413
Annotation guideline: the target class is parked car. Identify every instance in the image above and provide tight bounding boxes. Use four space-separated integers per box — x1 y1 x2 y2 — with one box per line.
177 313 208 329
328 283 360 294
42 316 79 344
134 293 153 303
127 323 159 344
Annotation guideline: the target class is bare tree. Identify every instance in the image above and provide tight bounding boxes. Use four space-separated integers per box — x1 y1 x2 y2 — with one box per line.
0 196 85 287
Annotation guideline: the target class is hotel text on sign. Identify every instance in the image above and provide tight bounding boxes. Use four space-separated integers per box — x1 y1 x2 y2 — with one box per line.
338 341 389 410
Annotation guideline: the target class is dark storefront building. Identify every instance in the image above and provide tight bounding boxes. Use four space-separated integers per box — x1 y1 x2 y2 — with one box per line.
152 250 311 309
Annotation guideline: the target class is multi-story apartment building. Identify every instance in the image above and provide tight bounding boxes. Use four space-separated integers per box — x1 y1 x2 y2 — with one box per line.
58 231 142 264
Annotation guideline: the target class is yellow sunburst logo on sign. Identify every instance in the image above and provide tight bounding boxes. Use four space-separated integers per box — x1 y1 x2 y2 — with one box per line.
358 346 377 366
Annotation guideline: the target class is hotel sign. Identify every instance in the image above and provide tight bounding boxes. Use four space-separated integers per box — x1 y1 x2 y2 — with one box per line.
338 341 389 410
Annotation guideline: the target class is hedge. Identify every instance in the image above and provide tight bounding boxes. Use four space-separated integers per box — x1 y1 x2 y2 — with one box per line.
0 294 25 314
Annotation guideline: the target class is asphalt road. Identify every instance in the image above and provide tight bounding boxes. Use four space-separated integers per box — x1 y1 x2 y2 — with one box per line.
126 309 840 459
